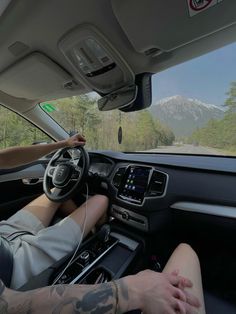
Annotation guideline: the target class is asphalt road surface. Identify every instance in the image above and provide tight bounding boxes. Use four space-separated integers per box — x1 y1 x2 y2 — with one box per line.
146 144 222 155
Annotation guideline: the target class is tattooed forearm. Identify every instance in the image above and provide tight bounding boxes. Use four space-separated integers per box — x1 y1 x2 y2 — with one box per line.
0 280 33 314
50 280 129 314
0 279 131 314
52 283 114 314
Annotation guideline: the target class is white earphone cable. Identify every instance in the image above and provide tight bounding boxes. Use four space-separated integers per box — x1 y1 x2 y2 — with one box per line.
52 183 89 285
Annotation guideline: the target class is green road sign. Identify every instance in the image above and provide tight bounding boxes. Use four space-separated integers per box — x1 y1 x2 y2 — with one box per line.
42 103 56 113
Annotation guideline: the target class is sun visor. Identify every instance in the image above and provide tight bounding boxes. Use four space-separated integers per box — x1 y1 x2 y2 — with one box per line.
0 53 74 100
111 0 236 53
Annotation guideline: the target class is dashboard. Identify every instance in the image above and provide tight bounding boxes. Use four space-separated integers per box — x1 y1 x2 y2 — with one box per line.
88 151 236 233
2 149 235 311
89 155 114 177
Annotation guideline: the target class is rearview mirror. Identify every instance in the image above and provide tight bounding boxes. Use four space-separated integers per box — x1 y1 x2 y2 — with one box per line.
98 85 137 111
120 73 152 112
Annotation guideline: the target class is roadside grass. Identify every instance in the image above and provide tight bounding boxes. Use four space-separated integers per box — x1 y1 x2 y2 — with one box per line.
213 147 236 156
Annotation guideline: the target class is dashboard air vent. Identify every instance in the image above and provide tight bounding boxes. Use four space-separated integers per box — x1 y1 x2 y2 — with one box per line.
148 171 167 197
112 167 126 188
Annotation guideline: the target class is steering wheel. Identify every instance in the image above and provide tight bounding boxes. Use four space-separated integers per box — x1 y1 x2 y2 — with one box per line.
43 146 89 202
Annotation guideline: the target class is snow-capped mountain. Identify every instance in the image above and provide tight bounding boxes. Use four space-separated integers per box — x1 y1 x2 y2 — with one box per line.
150 95 225 137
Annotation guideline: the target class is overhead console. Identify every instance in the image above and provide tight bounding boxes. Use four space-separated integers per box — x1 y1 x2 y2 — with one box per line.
59 24 135 94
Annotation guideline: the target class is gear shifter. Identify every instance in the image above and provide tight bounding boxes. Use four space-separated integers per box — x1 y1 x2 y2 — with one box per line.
78 250 90 267
97 224 111 243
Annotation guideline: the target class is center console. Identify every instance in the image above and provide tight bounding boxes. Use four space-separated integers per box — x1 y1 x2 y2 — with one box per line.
111 164 168 231
19 225 142 292
51 226 141 286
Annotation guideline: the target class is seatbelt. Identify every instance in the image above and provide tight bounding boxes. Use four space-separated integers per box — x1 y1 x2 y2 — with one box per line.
0 236 13 287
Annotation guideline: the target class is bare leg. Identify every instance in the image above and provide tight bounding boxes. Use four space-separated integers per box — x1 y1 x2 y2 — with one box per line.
59 199 78 216
163 243 205 313
22 194 61 227
23 194 78 227
22 192 108 234
69 194 109 238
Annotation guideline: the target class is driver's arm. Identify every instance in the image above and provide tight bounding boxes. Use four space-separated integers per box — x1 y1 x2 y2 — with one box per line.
0 134 86 169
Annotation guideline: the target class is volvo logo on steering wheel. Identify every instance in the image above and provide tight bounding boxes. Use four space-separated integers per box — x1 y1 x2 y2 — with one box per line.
57 168 65 177
53 164 71 186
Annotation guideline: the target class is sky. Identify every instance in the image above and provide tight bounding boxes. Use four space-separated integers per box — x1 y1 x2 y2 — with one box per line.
152 42 236 107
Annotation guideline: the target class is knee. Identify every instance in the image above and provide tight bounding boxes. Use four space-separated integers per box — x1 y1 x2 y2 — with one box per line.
94 195 109 212
176 243 200 263
177 243 192 251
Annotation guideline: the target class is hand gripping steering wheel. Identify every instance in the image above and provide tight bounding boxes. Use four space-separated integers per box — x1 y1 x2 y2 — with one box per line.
43 146 89 202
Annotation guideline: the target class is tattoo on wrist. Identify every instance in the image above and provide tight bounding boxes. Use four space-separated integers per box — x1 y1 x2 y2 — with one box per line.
52 283 114 314
50 285 66 297
116 279 129 314
117 279 129 301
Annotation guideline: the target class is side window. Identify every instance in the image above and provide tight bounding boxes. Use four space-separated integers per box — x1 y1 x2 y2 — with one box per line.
0 105 51 148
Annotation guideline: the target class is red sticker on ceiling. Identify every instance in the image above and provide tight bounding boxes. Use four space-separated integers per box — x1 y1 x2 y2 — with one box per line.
188 0 224 17
190 0 213 11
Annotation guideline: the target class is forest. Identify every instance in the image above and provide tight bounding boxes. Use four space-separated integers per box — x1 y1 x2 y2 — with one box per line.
46 95 175 151
0 106 50 148
0 95 175 151
190 82 236 153
0 81 235 154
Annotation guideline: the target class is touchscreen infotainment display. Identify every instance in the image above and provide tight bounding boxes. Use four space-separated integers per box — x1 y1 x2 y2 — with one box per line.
118 166 151 204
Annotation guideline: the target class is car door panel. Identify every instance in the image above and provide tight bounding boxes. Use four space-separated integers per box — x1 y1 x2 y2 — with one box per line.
0 161 48 220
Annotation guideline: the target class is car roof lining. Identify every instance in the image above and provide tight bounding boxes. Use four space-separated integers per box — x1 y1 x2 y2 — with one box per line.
0 0 12 18
0 0 235 110
111 0 236 53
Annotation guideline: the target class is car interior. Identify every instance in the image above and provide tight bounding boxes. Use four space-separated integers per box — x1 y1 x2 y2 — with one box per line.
0 0 236 313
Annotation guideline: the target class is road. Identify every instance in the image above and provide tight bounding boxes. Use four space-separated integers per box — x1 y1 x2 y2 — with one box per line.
146 144 222 155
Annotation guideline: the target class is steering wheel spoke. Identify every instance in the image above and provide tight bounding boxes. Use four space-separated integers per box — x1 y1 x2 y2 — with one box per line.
71 166 82 181
47 166 56 178
52 187 62 197
53 188 62 196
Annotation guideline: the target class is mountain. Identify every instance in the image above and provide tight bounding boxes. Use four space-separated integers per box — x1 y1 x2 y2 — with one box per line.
150 95 225 137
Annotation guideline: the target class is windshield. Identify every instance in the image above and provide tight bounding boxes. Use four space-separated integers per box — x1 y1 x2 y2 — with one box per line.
41 42 236 156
